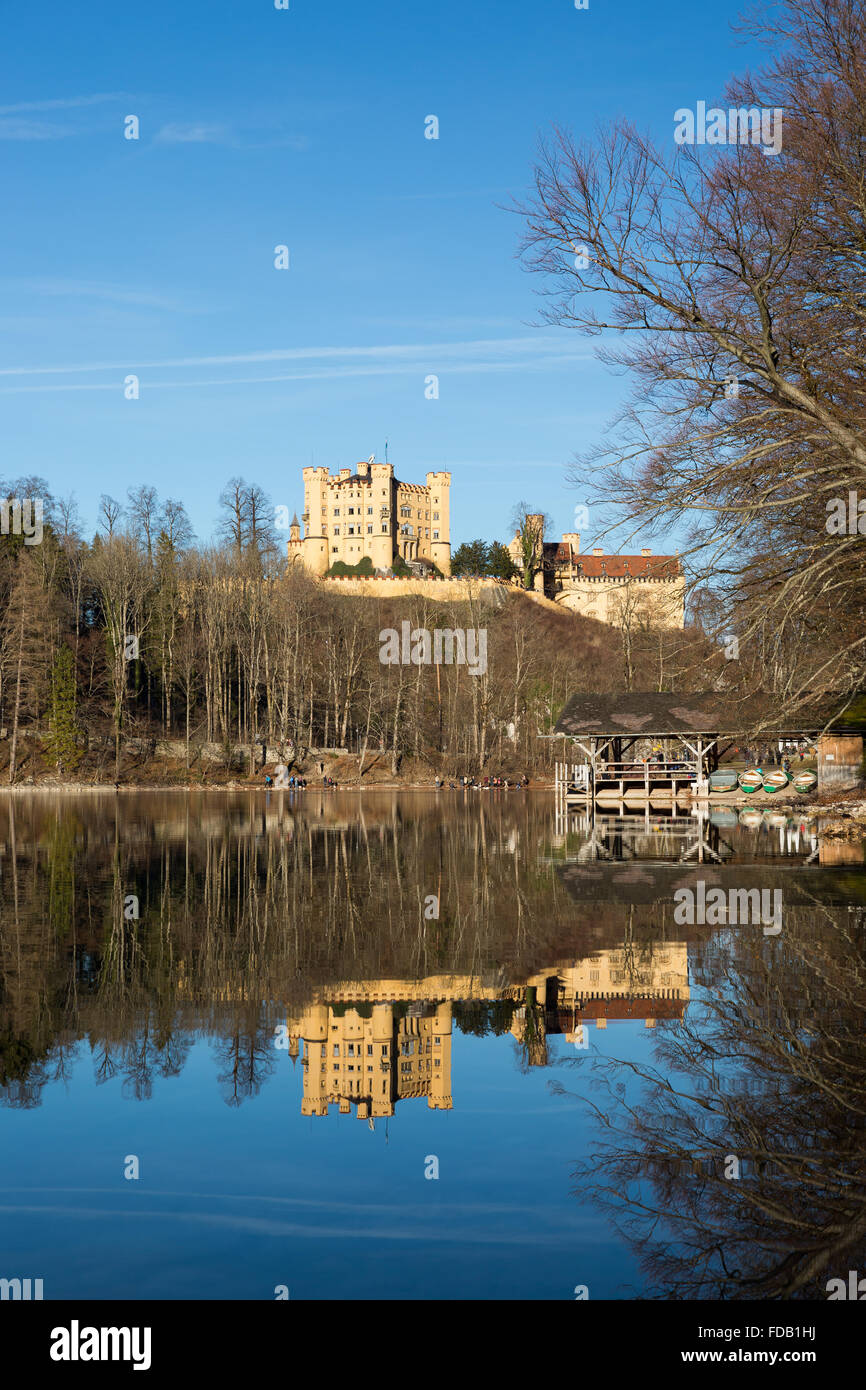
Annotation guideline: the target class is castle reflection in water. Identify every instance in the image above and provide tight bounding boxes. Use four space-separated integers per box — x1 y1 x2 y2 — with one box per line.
285 944 689 1119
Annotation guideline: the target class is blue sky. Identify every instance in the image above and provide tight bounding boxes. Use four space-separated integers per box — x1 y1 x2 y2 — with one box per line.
0 0 766 552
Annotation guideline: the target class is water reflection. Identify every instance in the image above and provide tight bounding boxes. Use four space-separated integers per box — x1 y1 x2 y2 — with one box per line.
0 792 864 1298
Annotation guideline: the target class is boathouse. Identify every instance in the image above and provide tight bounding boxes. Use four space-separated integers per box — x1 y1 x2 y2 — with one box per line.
552 691 866 806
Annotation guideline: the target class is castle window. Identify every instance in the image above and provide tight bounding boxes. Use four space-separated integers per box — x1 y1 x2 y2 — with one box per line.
348 507 354 515
333 507 340 516
367 506 373 515
333 526 340 535
433 530 439 539
367 525 373 534
332 546 338 553
433 512 439 520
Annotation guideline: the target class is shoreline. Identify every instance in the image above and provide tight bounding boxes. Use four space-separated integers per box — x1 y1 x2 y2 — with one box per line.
0 781 554 794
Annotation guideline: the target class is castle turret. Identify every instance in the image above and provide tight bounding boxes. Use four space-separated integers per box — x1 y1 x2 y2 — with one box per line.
299 467 330 576
428 1001 453 1110
426 471 451 575
369 462 395 572
371 1003 395 1117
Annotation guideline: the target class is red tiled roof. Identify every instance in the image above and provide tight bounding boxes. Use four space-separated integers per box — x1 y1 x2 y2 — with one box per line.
552 552 682 579
573 998 686 1021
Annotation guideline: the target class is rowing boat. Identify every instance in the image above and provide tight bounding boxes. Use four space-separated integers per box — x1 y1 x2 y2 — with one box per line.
738 768 764 794
763 769 790 793
792 769 817 794
709 768 739 793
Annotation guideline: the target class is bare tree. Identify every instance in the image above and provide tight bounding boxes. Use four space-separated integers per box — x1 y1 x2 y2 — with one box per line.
88 535 151 779
98 495 124 541
517 0 866 711
126 486 160 564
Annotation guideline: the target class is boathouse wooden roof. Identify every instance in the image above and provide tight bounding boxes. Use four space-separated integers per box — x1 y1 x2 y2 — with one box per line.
553 691 866 739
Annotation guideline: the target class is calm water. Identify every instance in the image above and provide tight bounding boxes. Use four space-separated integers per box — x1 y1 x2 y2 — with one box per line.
0 790 864 1300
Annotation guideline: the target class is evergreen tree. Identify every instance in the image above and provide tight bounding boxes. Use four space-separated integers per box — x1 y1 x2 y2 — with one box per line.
487 541 516 581
451 540 489 576
45 646 81 774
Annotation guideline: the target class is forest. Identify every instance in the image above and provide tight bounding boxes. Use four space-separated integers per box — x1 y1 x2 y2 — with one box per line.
0 477 714 784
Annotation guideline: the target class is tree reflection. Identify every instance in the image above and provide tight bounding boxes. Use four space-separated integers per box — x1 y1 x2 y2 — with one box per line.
556 906 866 1299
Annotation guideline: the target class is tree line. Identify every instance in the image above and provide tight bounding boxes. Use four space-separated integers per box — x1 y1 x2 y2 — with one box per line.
0 475 712 784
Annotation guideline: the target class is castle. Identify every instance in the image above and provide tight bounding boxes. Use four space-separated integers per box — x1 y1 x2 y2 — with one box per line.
287 456 451 577
507 521 685 628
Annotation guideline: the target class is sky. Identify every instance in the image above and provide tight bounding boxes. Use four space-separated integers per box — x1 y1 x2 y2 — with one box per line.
0 0 769 554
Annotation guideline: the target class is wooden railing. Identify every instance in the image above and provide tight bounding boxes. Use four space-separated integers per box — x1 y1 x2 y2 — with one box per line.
595 760 697 782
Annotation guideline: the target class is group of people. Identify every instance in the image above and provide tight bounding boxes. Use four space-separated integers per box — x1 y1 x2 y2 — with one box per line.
434 774 530 790
264 772 309 789
737 741 809 767
263 773 342 788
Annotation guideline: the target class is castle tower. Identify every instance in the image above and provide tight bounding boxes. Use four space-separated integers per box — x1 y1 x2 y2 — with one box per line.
286 511 304 567
428 1001 453 1110
425 472 451 575
371 1003 395 1117
298 1004 329 1117
300 467 330 577
369 462 395 572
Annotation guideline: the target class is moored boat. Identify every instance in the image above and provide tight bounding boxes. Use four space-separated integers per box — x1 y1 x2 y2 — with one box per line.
763 769 790 793
710 809 739 828
792 769 817 794
738 767 764 794
709 768 739 793
739 808 763 827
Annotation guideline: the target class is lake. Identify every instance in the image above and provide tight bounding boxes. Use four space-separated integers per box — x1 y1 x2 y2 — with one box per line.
0 790 864 1300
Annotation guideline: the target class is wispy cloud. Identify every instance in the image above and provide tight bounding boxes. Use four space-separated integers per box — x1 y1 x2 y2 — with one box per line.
153 121 308 151
0 93 127 115
0 93 130 140
0 335 589 379
0 351 592 395
0 119 74 141
154 122 232 145
0 277 210 314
